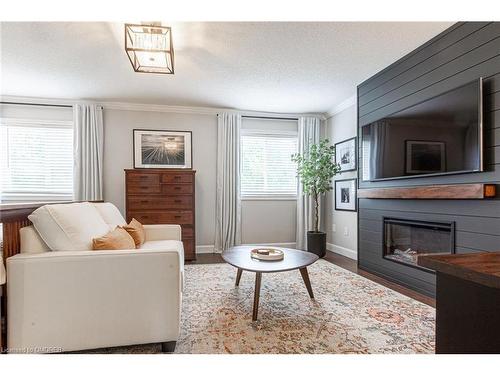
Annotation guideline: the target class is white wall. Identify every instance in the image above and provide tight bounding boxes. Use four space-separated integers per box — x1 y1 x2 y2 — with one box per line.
241 200 296 245
103 109 217 247
102 108 297 251
325 103 358 260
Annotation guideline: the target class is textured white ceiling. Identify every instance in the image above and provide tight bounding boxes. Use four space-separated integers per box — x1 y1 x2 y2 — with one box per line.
0 22 453 114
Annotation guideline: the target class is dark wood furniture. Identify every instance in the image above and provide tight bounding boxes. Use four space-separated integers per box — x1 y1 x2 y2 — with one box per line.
222 246 319 321
418 253 500 354
125 169 196 261
357 183 497 200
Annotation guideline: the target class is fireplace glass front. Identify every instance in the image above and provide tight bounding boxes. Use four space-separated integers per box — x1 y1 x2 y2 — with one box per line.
383 218 454 270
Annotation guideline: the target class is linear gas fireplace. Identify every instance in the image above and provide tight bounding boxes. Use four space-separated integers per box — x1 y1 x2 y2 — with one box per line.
383 217 455 271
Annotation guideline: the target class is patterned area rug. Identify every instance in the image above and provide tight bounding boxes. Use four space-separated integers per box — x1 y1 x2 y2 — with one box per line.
89 260 435 354
174 260 435 354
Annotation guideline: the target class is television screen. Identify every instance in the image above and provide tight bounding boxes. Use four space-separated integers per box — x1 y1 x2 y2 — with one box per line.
361 79 483 181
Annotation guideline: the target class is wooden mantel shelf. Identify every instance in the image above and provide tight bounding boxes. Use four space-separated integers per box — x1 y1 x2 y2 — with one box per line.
358 183 496 200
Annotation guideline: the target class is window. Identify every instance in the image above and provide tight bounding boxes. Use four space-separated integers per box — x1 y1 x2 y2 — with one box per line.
0 119 74 202
240 130 298 198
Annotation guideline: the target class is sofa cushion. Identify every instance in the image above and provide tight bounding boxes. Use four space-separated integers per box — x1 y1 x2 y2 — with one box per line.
20 226 50 254
92 227 136 250
28 202 110 251
92 202 127 227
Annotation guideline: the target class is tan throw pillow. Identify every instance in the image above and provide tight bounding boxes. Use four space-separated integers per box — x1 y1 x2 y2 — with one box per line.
122 218 145 247
92 227 136 251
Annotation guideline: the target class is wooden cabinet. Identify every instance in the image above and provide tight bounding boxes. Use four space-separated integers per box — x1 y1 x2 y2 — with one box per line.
125 169 196 261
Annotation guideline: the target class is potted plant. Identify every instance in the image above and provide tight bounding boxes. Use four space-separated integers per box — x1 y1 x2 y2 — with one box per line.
292 139 341 257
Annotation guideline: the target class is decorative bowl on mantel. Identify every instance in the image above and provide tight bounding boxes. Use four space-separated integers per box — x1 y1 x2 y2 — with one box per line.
250 248 284 261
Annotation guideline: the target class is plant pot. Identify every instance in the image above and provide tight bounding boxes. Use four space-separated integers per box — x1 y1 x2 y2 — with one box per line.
307 231 326 258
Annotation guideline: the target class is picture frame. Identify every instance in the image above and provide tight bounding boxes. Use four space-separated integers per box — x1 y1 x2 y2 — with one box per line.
335 137 357 173
405 140 445 175
133 129 192 169
334 178 357 212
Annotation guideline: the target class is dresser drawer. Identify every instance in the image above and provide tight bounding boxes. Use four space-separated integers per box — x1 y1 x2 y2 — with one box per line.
130 211 193 225
182 239 195 261
161 184 193 195
161 173 192 184
127 174 161 194
127 184 161 194
181 226 194 239
128 196 193 210
127 173 160 185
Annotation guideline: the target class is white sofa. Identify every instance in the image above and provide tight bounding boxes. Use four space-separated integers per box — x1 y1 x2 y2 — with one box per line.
6 202 183 353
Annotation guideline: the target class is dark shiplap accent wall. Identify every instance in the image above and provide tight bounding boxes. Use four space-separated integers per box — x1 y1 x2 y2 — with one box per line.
357 22 500 297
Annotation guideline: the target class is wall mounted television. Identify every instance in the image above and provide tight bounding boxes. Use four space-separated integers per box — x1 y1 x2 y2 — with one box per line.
361 78 483 181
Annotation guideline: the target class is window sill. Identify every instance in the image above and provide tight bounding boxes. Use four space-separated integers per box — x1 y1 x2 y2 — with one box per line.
241 195 297 201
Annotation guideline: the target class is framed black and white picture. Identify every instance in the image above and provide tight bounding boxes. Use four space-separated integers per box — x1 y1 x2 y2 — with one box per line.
405 140 445 174
335 178 357 211
133 129 192 169
335 137 357 172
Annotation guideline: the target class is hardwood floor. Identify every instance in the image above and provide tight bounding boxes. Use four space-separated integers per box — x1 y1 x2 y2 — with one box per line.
189 251 435 307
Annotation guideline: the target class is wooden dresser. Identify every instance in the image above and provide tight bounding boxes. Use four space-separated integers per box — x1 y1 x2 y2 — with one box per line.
125 169 196 261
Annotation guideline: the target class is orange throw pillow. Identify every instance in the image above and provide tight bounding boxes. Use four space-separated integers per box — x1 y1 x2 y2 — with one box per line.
92 227 136 250
122 218 145 247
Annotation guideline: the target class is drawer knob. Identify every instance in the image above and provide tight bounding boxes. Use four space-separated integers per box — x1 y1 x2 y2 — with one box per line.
140 176 148 179
140 186 148 189
174 215 181 219
174 187 181 190
174 176 181 179
174 200 182 203
140 200 148 204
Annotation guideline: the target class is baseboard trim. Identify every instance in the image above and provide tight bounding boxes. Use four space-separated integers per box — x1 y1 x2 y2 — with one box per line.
326 243 357 260
196 245 216 254
242 242 296 249
196 242 296 254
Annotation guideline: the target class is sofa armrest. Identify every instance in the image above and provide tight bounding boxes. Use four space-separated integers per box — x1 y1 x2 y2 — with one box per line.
143 224 182 241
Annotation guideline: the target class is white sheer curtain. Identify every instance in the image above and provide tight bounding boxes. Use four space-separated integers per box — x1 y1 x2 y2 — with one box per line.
296 116 322 250
215 113 242 253
370 120 387 180
73 104 104 201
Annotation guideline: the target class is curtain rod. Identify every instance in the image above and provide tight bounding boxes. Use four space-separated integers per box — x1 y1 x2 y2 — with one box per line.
242 115 298 121
1 101 73 109
216 114 298 121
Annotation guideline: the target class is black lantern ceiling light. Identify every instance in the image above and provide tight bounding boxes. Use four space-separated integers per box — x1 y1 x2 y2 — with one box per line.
125 23 174 74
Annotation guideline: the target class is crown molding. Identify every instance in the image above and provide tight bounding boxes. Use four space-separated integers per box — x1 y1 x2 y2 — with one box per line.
103 101 326 120
0 95 78 107
1 95 326 120
103 101 220 115
325 95 357 119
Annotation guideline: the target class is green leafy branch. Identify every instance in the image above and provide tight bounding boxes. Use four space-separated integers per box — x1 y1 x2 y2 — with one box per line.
292 139 341 232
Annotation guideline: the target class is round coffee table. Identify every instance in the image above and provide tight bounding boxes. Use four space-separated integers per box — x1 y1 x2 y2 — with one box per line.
222 246 319 321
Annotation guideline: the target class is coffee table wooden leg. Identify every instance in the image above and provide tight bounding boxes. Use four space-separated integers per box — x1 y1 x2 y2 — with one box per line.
252 272 262 321
235 268 243 286
299 267 314 299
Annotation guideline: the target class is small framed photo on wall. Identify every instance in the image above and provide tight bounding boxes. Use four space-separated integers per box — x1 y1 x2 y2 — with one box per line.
335 178 357 211
133 129 192 169
335 137 357 172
